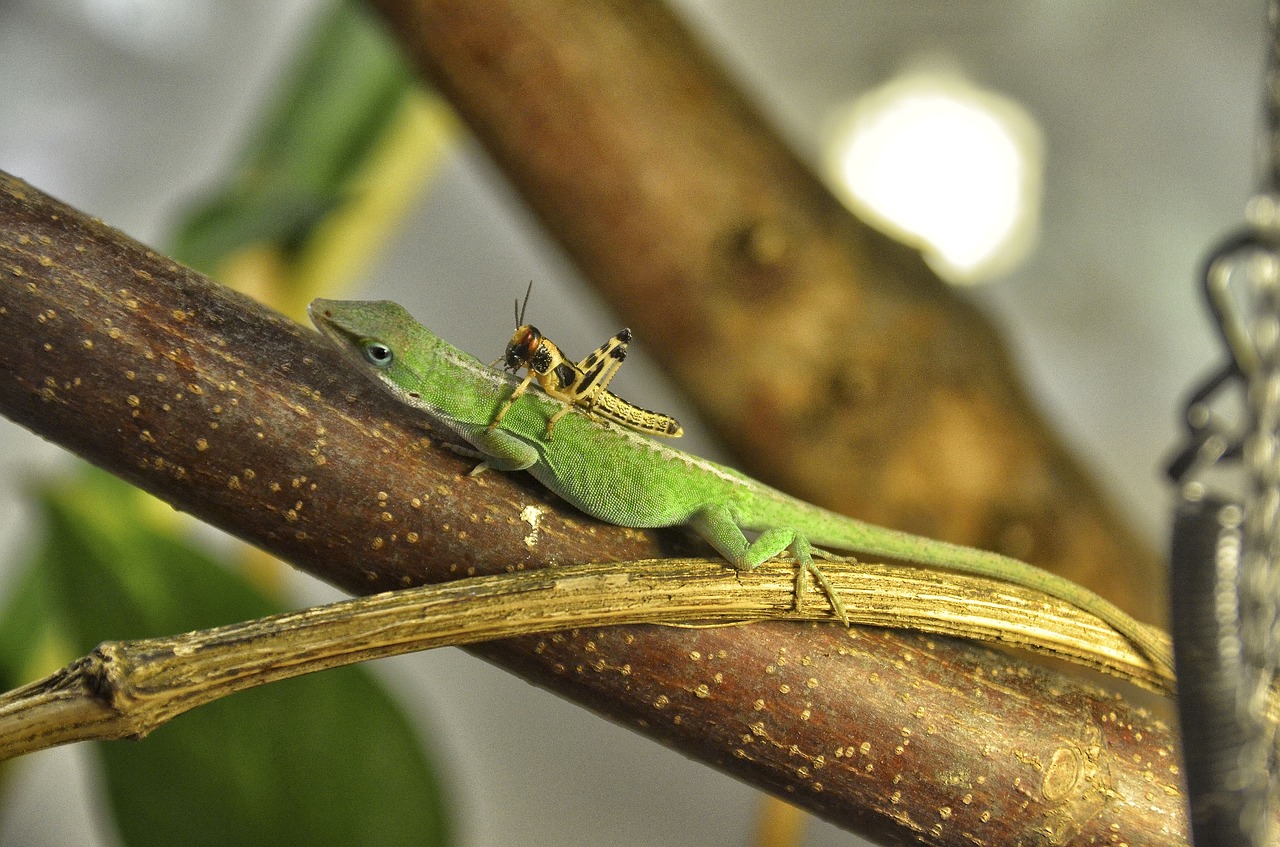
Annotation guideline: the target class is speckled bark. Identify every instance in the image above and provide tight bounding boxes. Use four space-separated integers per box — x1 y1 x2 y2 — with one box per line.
0 173 1200 845
362 0 1166 630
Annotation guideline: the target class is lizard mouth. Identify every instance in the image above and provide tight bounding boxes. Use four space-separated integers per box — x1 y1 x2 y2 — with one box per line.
307 300 380 374
307 299 373 356
307 300 337 334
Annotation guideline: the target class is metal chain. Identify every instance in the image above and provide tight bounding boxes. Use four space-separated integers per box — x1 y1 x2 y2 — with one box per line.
1242 0 1280 793
1172 236 1280 847
1168 5 1280 845
1221 0 1280 836
1238 244 1280 845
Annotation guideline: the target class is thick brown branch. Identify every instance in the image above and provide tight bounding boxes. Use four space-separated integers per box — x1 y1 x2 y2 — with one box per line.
0 172 1196 845
365 0 1166 627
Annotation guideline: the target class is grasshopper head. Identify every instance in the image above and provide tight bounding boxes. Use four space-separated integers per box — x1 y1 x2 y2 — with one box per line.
504 325 545 372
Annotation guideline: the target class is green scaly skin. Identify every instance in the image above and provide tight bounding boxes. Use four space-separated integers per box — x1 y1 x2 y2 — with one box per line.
309 298 1171 679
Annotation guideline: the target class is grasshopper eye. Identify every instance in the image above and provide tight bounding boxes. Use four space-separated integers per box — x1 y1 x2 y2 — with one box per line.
362 340 394 368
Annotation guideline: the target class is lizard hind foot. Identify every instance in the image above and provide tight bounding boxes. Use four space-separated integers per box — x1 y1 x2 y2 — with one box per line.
786 539 850 627
803 558 851 627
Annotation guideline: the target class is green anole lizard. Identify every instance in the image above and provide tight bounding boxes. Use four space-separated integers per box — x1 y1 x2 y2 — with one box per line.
308 298 1171 678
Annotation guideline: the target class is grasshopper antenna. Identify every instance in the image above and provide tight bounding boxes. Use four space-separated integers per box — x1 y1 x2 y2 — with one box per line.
515 280 534 328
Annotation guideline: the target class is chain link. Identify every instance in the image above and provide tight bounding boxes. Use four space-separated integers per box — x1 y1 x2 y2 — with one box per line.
1239 247 1280 844
1238 5 1280 841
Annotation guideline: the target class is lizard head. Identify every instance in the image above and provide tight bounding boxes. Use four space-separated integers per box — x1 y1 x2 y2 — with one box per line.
308 299 443 402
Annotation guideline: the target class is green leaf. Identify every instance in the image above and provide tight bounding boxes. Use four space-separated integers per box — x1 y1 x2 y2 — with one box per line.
34 471 450 847
170 0 416 274
0 556 57 693
169 187 339 275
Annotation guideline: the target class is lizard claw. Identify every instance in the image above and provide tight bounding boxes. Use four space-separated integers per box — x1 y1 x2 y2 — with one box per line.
803 560 850 627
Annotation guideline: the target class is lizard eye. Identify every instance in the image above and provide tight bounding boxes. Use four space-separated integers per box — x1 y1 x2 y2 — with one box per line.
361 340 394 368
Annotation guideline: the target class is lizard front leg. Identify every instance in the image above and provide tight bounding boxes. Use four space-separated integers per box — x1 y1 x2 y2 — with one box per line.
688 504 850 626
447 423 540 475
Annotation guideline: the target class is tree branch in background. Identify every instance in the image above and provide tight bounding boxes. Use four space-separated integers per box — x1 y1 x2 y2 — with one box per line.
365 0 1166 628
0 172 1202 845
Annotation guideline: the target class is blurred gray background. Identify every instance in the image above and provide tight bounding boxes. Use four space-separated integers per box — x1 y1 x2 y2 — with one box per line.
0 1 1262 845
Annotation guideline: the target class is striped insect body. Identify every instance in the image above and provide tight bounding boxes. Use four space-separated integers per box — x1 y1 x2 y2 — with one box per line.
488 287 683 439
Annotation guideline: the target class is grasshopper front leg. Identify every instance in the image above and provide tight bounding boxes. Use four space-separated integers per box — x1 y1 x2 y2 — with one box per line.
487 370 539 433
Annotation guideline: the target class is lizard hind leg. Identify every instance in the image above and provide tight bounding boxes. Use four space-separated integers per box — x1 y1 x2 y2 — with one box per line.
752 529 851 627
688 505 849 625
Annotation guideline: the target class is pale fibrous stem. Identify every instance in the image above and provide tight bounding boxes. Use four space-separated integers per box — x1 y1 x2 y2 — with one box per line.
0 555 1174 763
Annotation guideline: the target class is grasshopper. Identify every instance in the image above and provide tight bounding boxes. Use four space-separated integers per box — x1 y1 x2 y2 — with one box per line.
488 286 684 440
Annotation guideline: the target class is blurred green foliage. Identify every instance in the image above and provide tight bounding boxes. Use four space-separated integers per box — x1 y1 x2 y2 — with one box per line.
38 472 449 847
171 0 416 277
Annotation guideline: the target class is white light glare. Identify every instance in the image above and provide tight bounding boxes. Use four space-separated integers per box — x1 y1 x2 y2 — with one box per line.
823 74 1042 284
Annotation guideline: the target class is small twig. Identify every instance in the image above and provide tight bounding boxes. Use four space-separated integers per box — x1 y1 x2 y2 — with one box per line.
0 555 1172 762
